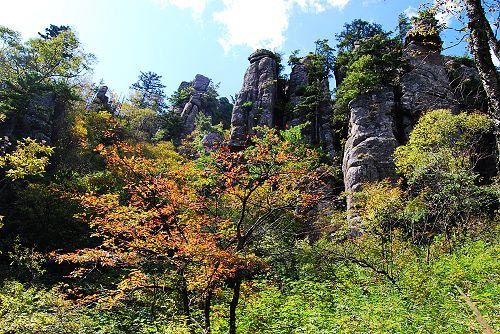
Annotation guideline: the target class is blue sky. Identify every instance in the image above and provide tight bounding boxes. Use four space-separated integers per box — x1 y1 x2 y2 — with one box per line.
0 0 485 98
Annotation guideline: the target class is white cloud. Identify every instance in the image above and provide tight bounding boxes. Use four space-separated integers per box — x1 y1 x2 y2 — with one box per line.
154 0 350 52
213 0 350 53
152 0 210 18
403 6 418 18
213 0 289 53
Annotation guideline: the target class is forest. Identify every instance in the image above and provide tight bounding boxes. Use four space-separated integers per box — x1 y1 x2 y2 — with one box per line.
0 0 498 333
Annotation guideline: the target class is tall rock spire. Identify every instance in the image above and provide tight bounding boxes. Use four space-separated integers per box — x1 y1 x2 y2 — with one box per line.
229 50 279 147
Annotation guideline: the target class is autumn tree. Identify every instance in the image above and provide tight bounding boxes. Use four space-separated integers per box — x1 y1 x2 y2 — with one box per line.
55 140 247 332
203 126 322 334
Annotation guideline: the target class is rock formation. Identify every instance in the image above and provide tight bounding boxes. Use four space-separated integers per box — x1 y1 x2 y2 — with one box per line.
343 89 398 211
341 20 487 211
229 50 335 157
88 86 112 112
0 91 61 144
230 50 279 147
399 18 458 139
180 74 212 134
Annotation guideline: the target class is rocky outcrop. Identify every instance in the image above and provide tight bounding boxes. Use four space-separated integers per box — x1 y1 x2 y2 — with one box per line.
343 89 398 211
229 51 336 157
230 50 278 147
179 74 212 134
342 20 465 209
88 86 111 112
201 132 223 152
0 89 68 145
444 56 487 111
23 92 57 143
400 21 458 139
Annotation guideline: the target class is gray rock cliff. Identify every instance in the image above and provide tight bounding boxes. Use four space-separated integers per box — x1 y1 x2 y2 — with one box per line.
229 50 278 147
343 89 398 211
179 74 213 134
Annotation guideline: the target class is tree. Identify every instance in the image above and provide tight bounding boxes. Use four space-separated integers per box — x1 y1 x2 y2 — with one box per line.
120 103 160 142
0 25 94 142
0 138 53 180
394 109 496 240
56 140 241 332
426 1 499 145
335 19 387 53
130 71 166 112
38 24 70 40
462 0 500 123
396 13 412 44
204 126 321 334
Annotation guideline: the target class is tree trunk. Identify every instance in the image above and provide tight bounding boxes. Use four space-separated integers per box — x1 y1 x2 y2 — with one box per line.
485 25 499 62
229 277 242 334
204 290 213 334
464 0 500 168
464 0 500 122
179 272 195 334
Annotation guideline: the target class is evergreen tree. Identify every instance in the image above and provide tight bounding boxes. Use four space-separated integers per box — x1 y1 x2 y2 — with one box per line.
130 71 166 112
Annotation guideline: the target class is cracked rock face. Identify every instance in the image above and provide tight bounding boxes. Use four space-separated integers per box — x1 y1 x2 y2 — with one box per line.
23 92 57 143
400 27 458 139
229 50 278 147
178 74 213 134
343 89 398 211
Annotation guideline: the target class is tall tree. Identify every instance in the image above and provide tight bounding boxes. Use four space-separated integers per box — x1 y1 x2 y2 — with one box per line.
335 19 387 53
130 71 166 112
205 126 321 334
396 13 412 44
462 0 500 123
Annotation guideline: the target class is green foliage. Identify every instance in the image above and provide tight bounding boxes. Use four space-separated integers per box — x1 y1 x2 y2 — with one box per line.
0 281 97 334
335 19 387 53
335 55 380 108
169 86 194 108
218 239 498 334
120 104 160 142
189 113 225 154
154 111 185 143
130 71 166 112
7 238 46 281
393 110 496 238
394 109 494 181
333 27 402 147
0 138 53 180
242 101 253 109
213 97 233 129
396 13 411 44
406 9 443 50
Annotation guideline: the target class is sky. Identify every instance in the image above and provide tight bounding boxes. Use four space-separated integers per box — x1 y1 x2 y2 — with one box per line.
0 0 490 99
